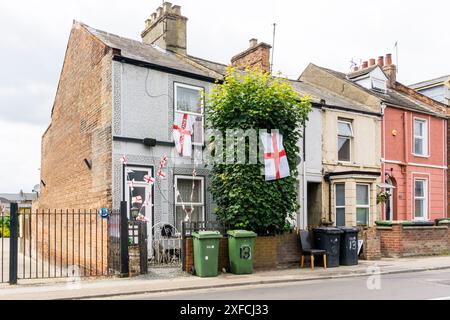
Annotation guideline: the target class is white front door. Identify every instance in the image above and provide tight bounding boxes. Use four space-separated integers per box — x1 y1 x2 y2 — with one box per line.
125 166 153 256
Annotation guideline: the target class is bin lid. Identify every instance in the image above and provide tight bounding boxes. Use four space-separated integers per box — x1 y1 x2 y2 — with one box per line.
192 231 223 239
227 230 257 238
337 227 360 233
313 227 344 234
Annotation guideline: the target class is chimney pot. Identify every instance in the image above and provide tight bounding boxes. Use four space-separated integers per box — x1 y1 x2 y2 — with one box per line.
249 38 258 48
369 58 376 66
163 2 172 13
156 7 163 18
362 61 368 69
377 56 384 67
172 5 181 15
142 3 187 55
385 53 392 66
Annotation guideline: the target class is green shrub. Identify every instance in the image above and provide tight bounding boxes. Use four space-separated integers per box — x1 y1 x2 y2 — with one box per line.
0 216 11 238
207 67 312 235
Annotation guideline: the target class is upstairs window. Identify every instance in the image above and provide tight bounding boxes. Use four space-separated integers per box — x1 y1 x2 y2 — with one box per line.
338 120 353 162
413 119 428 156
175 83 204 145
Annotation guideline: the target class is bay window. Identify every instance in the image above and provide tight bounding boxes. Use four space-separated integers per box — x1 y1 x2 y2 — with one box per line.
356 184 370 226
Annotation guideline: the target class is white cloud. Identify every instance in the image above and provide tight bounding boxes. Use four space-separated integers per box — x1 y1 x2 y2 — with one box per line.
0 120 44 193
0 0 449 192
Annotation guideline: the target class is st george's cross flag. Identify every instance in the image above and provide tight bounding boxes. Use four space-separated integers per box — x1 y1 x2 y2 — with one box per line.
172 113 194 157
261 131 290 181
132 196 143 204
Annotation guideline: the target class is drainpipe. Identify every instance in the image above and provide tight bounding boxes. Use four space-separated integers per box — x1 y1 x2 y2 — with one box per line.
381 103 387 220
324 173 332 223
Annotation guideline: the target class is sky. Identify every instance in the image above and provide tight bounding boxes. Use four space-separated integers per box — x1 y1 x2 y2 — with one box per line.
0 0 448 193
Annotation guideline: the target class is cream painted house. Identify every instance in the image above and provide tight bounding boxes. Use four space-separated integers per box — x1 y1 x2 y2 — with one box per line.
300 64 382 227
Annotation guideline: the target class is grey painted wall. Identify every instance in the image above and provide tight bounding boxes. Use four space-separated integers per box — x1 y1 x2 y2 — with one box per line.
112 61 214 230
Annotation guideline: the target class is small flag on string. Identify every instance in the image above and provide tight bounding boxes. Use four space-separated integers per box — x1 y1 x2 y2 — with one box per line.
157 170 166 178
136 214 149 223
132 196 143 204
120 156 128 165
160 155 169 168
143 175 155 184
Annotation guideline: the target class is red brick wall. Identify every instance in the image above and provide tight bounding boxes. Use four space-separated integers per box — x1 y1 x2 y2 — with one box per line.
183 232 301 272
185 237 229 273
378 224 450 257
448 120 450 217
359 227 381 260
231 43 272 72
39 22 113 210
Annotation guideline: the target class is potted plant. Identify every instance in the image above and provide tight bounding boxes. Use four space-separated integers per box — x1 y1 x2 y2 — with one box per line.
376 191 391 205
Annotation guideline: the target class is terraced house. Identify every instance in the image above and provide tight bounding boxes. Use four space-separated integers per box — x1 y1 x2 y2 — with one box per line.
37 2 327 263
300 55 448 223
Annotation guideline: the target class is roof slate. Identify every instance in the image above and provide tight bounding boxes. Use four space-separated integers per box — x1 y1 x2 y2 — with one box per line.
410 75 450 89
79 22 382 114
81 22 224 81
314 65 447 117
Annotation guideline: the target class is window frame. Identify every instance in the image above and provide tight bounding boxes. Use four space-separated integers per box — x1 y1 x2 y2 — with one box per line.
174 175 206 229
356 184 370 226
413 118 428 157
334 183 346 227
174 82 205 146
337 120 353 163
413 178 428 221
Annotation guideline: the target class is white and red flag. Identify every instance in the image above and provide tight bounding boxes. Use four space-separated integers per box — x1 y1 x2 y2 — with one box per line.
160 155 169 168
157 170 166 179
132 196 143 204
261 131 290 181
143 175 155 184
173 113 194 157
120 155 128 165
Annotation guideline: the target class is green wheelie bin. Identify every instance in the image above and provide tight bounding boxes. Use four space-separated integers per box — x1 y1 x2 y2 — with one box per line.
227 230 257 274
192 231 222 277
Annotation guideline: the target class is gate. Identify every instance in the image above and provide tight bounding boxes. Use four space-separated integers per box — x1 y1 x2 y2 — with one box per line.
1 202 131 285
149 223 182 268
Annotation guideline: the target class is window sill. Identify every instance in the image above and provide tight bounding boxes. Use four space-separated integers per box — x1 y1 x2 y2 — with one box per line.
412 154 430 158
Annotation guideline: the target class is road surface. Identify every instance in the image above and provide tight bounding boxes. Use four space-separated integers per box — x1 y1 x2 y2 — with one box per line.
105 269 450 300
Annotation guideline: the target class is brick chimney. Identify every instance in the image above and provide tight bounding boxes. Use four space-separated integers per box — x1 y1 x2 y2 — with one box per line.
382 53 397 87
231 38 272 73
141 2 188 55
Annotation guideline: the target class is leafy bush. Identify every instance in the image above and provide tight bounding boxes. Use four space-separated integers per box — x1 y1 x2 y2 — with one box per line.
207 67 311 235
0 216 10 238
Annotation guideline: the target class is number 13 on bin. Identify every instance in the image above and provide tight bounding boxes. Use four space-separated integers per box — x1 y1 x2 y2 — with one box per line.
240 245 251 260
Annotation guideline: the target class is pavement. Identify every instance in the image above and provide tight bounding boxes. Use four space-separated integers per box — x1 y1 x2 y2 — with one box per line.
0 255 450 300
